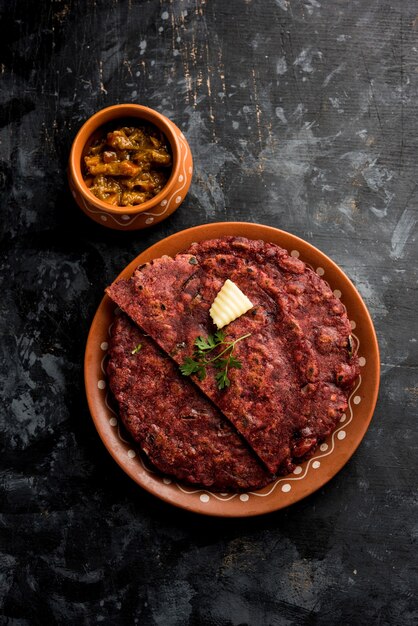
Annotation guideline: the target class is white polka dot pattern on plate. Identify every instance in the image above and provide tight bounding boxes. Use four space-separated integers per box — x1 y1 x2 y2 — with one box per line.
175 195 182 204
160 199 168 206
121 215 130 221
97 251 367 510
100 215 108 222
188 166 193 174
178 175 183 182
145 217 154 224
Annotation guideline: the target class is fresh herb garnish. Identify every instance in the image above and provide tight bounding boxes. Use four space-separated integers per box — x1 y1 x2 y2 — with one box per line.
179 330 251 390
131 343 142 354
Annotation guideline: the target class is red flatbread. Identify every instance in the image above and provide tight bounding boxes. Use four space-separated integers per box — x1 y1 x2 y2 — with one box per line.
106 237 359 474
107 314 273 490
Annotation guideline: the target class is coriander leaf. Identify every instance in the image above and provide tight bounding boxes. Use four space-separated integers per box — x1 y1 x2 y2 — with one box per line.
179 331 251 391
215 370 230 390
179 357 201 376
131 343 142 354
194 334 217 351
228 355 242 369
213 358 229 369
194 335 207 350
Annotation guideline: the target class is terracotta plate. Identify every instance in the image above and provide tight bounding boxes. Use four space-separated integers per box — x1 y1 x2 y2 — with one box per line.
85 222 380 517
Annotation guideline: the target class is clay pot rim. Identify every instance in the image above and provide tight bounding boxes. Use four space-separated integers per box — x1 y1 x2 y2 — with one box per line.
69 103 181 215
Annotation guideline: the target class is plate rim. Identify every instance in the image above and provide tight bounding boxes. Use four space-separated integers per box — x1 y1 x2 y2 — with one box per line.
84 221 380 517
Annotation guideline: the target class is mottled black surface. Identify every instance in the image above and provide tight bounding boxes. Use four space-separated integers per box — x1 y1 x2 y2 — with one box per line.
1 1 417 624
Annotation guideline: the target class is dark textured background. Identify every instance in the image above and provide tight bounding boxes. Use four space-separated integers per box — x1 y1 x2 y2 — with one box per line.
1 1 417 624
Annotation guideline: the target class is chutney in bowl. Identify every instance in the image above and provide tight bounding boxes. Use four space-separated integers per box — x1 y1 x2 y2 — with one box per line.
68 104 193 230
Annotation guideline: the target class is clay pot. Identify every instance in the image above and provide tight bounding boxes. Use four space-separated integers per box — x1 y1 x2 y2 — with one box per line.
68 104 193 230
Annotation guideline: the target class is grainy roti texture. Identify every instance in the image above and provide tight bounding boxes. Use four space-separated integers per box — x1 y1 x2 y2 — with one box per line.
107 314 273 490
106 237 359 477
